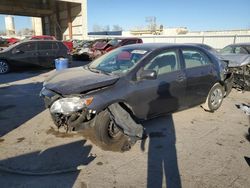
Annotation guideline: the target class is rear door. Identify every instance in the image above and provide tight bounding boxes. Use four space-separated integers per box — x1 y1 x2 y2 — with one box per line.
10 41 38 66
130 48 187 118
37 41 57 67
180 48 217 106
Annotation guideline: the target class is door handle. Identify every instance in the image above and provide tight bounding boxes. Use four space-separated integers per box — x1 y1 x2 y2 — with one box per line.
177 75 185 82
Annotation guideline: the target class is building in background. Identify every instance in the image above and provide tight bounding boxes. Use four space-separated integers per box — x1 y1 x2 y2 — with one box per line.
4 15 15 36
0 0 88 40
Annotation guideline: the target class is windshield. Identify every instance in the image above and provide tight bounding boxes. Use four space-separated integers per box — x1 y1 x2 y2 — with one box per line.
220 46 233 54
89 47 149 74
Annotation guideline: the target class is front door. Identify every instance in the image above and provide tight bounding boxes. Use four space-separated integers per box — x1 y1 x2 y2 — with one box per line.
129 49 187 119
10 42 38 67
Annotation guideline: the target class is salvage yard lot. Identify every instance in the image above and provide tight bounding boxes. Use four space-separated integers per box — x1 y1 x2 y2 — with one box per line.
0 63 250 188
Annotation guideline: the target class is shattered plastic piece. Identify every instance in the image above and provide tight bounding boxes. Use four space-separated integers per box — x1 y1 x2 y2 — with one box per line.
236 103 250 116
107 103 144 138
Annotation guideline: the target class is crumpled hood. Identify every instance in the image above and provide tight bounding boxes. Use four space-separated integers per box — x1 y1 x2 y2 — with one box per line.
217 54 250 67
44 67 119 95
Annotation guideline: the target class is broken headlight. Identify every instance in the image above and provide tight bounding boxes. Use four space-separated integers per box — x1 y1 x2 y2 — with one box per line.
50 97 93 115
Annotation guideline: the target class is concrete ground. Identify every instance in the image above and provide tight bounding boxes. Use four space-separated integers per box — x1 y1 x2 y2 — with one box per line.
0 62 249 188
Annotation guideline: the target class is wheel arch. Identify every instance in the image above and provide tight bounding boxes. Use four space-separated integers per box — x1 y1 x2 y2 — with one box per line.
96 100 138 121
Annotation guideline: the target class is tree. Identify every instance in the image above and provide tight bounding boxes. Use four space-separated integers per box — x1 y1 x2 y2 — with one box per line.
112 25 123 31
92 24 102 32
103 25 110 31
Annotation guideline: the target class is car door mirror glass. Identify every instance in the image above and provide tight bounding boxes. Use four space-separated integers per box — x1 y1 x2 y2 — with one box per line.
139 69 157 80
13 49 24 54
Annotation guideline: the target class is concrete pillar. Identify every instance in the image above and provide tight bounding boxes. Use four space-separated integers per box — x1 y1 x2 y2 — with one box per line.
67 2 72 39
81 0 88 39
31 17 43 36
5 15 15 36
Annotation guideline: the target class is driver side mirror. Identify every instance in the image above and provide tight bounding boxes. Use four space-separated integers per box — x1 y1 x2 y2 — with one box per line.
138 69 157 80
12 49 24 54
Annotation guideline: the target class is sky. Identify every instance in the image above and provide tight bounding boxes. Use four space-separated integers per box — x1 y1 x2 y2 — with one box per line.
0 0 249 32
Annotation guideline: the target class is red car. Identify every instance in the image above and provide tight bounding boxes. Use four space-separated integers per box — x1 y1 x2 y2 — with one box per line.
89 38 143 59
7 37 20 45
31 35 56 40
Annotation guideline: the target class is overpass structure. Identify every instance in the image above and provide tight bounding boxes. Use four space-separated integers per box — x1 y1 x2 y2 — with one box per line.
0 0 87 40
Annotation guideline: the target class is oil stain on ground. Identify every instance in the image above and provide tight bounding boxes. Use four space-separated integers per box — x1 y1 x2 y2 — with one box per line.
16 137 25 143
96 162 103 166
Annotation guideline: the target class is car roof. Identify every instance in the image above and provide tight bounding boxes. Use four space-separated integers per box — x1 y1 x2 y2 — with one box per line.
113 37 142 40
227 43 250 46
121 43 206 51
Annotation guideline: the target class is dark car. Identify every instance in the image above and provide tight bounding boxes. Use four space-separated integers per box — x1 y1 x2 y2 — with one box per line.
89 37 143 59
187 43 218 55
40 43 233 151
0 40 71 74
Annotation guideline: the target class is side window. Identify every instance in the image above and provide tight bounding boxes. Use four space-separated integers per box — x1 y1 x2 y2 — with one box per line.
220 46 233 54
123 40 137 46
182 49 211 69
16 43 36 52
234 46 248 54
52 42 59 50
38 42 52 50
144 51 179 75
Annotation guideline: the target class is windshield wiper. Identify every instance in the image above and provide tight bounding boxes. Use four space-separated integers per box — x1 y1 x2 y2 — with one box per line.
87 65 111 75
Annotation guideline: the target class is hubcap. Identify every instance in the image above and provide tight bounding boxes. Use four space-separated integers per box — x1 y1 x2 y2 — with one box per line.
0 61 8 73
210 88 223 108
108 120 121 139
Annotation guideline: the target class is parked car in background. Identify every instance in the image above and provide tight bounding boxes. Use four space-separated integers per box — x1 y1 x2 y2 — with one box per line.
30 35 73 53
0 40 71 74
188 43 218 55
220 43 250 55
40 43 233 151
30 35 57 40
219 43 250 91
7 37 20 45
89 37 143 59
0 37 9 51
73 39 110 60
63 40 74 53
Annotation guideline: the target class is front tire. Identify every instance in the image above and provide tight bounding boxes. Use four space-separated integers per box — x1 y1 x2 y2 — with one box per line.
94 110 132 152
202 83 224 112
0 60 10 74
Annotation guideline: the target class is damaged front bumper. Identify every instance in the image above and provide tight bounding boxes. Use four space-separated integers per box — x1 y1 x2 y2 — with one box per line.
229 65 250 91
40 87 97 131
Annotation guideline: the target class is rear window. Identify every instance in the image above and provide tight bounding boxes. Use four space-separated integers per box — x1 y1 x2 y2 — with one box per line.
182 49 211 68
58 42 68 50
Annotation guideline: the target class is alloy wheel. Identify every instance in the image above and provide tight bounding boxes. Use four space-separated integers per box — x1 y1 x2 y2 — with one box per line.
210 88 223 109
0 61 9 74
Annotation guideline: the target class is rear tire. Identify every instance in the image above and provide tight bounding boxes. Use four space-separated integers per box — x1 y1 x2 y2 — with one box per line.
0 60 10 74
94 110 132 152
202 83 224 112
